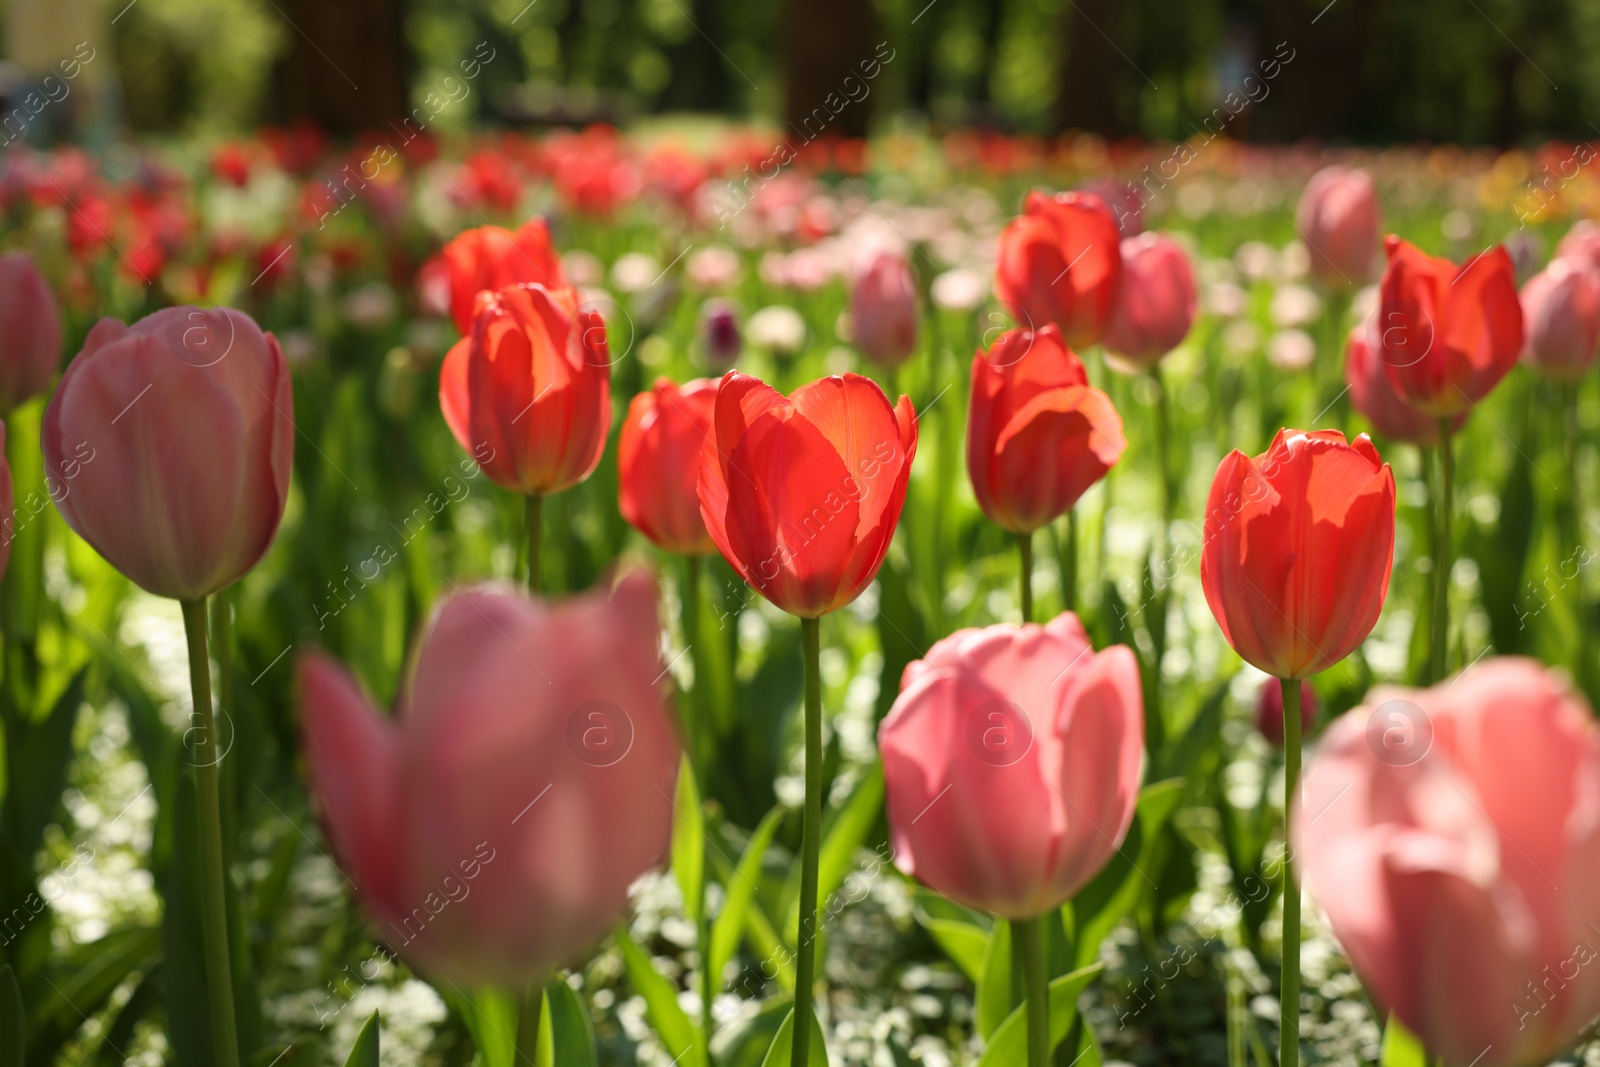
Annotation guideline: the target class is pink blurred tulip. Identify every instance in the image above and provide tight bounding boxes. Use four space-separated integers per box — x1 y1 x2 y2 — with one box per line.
0 252 61 413
1255 677 1317 747
1344 317 1457 447
1296 658 1600 1067
1520 257 1600 382
1556 219 1600 274
298 572 680 987
1295 165 1380 287
850 249 918 368
879 612 1143 919
43 307 293 601
1103 233 1197 370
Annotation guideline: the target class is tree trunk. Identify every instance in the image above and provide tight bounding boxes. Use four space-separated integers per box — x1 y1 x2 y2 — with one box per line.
1054 0 1127 136
783 0 879 140
277 0 408 133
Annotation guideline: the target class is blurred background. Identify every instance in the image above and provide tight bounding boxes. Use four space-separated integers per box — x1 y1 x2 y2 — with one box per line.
0 0 1591 147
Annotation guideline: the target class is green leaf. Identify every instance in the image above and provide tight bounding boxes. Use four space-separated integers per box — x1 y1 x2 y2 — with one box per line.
975 963 1105 1066
674 754 706 926
975 920 1013 1040
756 1008 829 1067
910 889 991 983
14 667 89 860
1072 778 1185 969
27 925 160 1065
615 925 706 1067
1380 1014 1429 1067
710 996 792 1067
444 988 517 1067
784 764 884 944
343 1011 379 1067
710 806 784 990
1 965 23 1067
541 978 597 1067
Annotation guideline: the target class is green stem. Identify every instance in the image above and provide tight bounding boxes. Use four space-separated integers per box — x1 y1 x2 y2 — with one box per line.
525 494 544 593
181 598 239 1067
1012 915 1049 1067
1 578 15 846
1018 530 1034 624
1279 677 1303 1067
792 616 824 1067
1056 511 1077 614
1151 365 1175 664
515 981 543 1065
211 591 236 840
1431 425 1454 682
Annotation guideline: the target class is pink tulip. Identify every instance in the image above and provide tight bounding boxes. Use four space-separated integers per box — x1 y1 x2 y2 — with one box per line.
850 249 919 368
43 307 293 601
1103 233 1197 370
1295 165 1380 287
1344 317 1457 447
0 252 61 413
1556 219 1600 273
1295 658 1600 1067
878 612 1143 919
298 572 680 987
1520 258 1600 382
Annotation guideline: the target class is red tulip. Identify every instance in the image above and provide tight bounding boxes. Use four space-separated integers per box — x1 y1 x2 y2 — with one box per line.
442 219 567 334
43 307 293 601
1102 233 1197 370
1201 429 1395 679
0 252 61 413
994 190 1122 347
1376 237 1523 418
879 612 1144 918
619 377 718 555
440 284 611 497
1255 677 1318 746
967 325 1125 533
850 249 918 368
697 371 917 618
1520 257 1600 382
1344 317 1458 447
1295 165 1380 287
299 572 680 987
1295 658 1600 1067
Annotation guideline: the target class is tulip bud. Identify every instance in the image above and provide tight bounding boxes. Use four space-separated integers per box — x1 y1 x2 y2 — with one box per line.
1255 677 1318 746
1295 165 1380 287
880 612 1144 918
43 307 294 601
0 253 61 413
1201 429 1395 680
967 326 1125 534
1520 257 1600 382
700 299 741 368
1296 658 1600 1067
619 378 718 555
849 250 918 368
1103 233 1197 371
994 190 1122 347
442 219 567 335
439 284 611 498
299 572 680 988
698 371 917 618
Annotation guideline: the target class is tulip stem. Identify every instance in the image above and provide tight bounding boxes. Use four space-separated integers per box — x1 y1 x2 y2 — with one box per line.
525 494 543 593
181 597 239 1067
1056 511 1077 614
515 981 543 1065
793 615 824 1067
1278 676 1303 1067
1012 915 1049 1066
1018 530 1034 624
1431 424 1454 682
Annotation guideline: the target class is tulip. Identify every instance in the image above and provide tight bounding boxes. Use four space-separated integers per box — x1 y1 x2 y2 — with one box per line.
1295 165 1380 287
619 378 718 556
994 190 1122 347
0 253 61 413
1102 233 1197 371
1255 678 1318 746
442 218 568 334
299 572 679 990
850 249 918 368
43 304 294 1067
439 283 611 586
1556 219 1600 273
880 611 1143 1064
1344 317 1452 447
1520 257 1600 382
698 369 916 1066
1295 658 1600 1067
698 370 917 620
701 298 741 368
1375 236 1523 418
